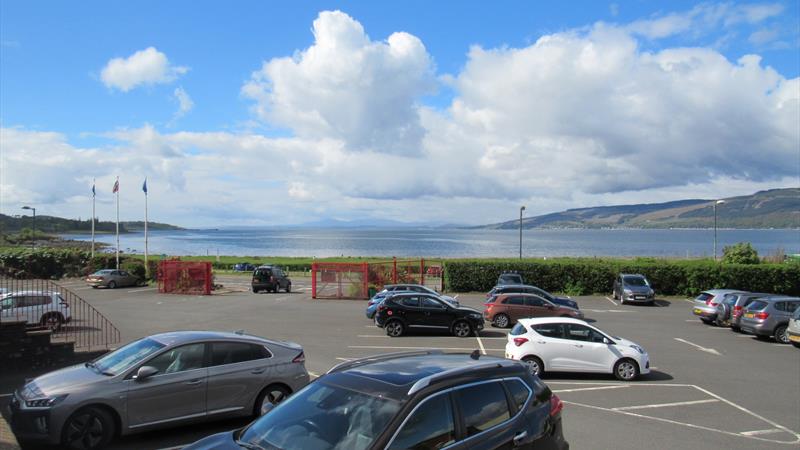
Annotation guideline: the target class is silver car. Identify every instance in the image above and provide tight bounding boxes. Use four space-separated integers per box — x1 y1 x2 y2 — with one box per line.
9 331 309 449
787 307 800 348
0 291 71 330
691 289 745 324
85 269 140 289
739 297 800 344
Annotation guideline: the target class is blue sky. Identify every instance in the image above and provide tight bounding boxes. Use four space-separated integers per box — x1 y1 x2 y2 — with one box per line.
1 1 798 226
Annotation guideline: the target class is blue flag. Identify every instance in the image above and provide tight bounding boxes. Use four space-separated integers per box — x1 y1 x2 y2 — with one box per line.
142 178 148 194
92 181 95 197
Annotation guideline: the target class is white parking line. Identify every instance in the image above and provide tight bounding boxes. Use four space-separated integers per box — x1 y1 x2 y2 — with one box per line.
553 385 629 393
612 398 719 411
0 393 13 398
127 287 157 293
476 334 486 355
741 428 785 436
604 296 618 306
674 338 721 355
349 345 503 352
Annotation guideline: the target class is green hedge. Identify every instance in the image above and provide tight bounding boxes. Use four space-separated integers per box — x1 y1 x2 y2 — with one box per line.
443 258 800 296
0 249 159 281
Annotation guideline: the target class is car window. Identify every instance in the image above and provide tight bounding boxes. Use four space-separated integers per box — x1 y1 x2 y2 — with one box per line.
524 296 545 307
505 296 524 306
456 381 511 437
388 393 455 450
532 323 563 339
273 268 283 276
509 323 527 336
398 297 419 308
775 302 786 312
147 343 206 375
21 296 50 307
695 293 713 302
211 342 271 366
531 287 553 301
0 297 14 310
565 324 606 343
786 302 799 313
746 300 768 311
421 297 445 309
504 379 531 412
95 337 166 376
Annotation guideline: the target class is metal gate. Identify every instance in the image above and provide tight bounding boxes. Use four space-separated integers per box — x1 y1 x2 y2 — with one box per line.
312 258 444 299
158 260 212 295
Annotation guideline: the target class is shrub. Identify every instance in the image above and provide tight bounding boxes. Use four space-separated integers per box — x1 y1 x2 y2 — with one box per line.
121 260 146 281
722 242 760 265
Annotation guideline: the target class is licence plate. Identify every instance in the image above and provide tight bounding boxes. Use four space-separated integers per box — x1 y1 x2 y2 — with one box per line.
635 295 645 300
693 309 702 314
744 313 754 318
789 334 800 343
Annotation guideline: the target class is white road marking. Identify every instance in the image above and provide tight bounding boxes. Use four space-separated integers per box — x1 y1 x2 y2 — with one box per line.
685 319 697 322
0 393 13 398
348 345 503 352
453 294 459 300
476 334 487 355
735 334 753 338
553 385 630 393
605 310 636 313
741 429 785 436
127 287 157 293
604 296 618 306
674 338 721 355
357 335 388 338
335 357 354 361
612 398 719 411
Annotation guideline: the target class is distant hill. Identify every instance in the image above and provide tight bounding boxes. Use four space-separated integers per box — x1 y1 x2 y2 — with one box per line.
0 214 184 234
477 188 800 229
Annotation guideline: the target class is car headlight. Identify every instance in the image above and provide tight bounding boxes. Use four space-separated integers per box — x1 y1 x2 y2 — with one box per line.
629 345 645 354
623 289 632 294
26 394 68 408
470 313 482 319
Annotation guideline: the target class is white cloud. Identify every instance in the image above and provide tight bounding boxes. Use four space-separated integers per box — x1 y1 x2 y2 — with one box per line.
100 47 188 92
748 28 780 45
242 10 436 155
169 86 194 124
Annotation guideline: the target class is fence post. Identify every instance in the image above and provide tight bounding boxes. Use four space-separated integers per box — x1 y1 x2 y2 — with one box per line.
362 262 369 299
393 257 397 284
420 258 425 286
311 262 317 299
205 262 212 295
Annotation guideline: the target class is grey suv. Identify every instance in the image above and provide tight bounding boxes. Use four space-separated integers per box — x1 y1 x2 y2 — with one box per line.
9 331 309 449
613 274 655 305
739 297 800 344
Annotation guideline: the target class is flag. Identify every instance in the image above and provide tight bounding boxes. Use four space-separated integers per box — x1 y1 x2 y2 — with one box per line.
112 178 119 193
142 178 148 194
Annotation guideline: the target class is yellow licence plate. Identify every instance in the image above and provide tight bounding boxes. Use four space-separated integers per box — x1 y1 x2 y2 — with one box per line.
693 309 702 314
744 313 754 318
789 334 800 343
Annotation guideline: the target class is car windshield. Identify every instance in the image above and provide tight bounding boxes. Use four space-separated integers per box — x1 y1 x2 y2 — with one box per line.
92 338 166 376
500 275 523 283
239 381 400 450
623 276 648 286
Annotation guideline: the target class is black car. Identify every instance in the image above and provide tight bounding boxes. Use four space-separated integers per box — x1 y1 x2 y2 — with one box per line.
184 351 569 450
252 265 292 293
374 292 484 337
487 284 579 310
497 272 524 286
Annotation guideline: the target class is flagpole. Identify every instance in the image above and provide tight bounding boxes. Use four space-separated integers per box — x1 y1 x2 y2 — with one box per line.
144 178 149 277
91 178 96 259
115 176 120 270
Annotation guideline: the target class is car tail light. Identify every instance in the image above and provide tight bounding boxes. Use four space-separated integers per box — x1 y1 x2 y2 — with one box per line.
513 337 528 347
755 312 769 320
549 394 563 417
377 304 387 312
734 305 742 311
292 351 305 363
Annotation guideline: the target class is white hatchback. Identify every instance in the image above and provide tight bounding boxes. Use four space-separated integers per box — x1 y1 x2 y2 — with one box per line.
505 317 650 381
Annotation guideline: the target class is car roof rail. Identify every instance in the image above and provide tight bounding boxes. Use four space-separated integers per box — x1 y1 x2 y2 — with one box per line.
408 359 518 395
326 350 445 375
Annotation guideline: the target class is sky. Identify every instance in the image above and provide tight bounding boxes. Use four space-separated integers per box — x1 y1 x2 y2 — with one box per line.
1 1 798 227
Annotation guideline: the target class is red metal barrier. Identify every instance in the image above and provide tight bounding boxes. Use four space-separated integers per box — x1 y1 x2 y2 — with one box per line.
158 260 212 295
312 258 444 299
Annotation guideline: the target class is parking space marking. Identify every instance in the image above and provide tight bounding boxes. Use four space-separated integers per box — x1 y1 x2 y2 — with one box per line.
553 385 629 394
612 398 719 411
476 334 487 355
127 287 157 293
348 345 503 352
741 429 785 436
604 296 618 306
0 393 12 398
674 338 721 355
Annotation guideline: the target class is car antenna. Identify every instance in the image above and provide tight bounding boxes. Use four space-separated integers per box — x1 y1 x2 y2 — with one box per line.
470 350 481 360
234 329 245 335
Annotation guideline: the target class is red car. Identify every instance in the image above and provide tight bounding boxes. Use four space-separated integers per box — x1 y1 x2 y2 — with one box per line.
484 293 584 328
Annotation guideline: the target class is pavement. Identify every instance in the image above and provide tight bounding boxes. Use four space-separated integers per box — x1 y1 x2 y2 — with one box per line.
1 276 798 449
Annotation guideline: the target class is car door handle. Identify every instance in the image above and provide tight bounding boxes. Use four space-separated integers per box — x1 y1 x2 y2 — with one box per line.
536 341 546 344
574 344 584 348
513 430 528 446
185 379 203 386
251 368 266 374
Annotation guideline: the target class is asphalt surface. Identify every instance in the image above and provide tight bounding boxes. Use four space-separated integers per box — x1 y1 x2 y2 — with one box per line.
2 275 798 450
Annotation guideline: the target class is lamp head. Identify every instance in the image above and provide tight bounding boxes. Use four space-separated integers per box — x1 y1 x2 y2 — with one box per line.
520 206 526 211
715 200 725 205
21 206 32 210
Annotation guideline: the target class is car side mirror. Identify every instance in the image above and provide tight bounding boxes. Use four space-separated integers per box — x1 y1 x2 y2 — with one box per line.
547 304 555 310
603 338 611 345
133 366 158 382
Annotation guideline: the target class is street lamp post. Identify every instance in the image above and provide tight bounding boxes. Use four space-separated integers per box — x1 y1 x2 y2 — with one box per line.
21 206 36 250
519 206 526 259
713 200 725 260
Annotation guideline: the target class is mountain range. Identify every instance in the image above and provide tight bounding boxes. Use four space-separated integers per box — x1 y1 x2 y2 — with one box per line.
477 188 800 230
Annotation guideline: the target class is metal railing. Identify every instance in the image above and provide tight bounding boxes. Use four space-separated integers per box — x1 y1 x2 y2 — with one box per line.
0 278 121 351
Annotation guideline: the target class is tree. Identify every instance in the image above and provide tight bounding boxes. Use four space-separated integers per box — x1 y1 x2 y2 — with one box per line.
722 242 760 264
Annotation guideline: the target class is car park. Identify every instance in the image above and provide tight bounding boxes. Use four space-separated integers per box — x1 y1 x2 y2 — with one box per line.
787 307 800 348
496 272 524 286
85 269 140 289
505 317 650 381
487 284 579 309
251 265 292 293
374 292 484 337
739 296 800 344
691 289 745 324
0 291 71 331
484 293 584 328
9 330 309 450
612 273 655 305
183 351 569 450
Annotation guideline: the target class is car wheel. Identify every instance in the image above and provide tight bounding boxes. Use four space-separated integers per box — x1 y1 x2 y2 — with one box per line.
614 358 640 381
493 314 510 328
452 320 472 338
286 283 291 293
62 407 115 450
522 356 544 377
774 325 790 344
42 313 63 332
252 287 259 293
385 320 404 337
107 281 116 289
255 384 291 416
700 318 712 325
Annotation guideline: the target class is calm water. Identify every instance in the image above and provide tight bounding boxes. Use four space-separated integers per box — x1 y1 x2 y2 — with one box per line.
60 228 799 258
